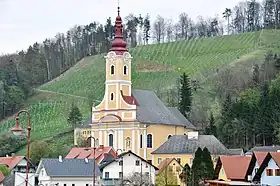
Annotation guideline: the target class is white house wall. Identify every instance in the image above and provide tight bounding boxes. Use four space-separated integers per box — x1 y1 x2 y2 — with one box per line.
102 153 156 184
261 158 280 186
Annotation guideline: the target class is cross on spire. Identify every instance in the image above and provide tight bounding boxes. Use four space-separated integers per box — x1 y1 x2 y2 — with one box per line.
117 0 120 15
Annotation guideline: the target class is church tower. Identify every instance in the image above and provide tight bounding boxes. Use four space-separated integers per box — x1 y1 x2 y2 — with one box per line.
92 6 137 124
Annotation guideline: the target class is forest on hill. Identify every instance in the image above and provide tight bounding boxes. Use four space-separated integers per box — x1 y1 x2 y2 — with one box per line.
1 0 280 155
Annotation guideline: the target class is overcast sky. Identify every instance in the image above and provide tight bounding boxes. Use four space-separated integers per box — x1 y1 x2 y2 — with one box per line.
0 0 241 54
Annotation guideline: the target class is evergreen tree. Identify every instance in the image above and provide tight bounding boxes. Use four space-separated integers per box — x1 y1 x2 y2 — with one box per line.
202 147 215 180
205 112 217 136
252 64 260 87
178 72 192 117
68 103 82 129
191 147 203 185
179 163 191 185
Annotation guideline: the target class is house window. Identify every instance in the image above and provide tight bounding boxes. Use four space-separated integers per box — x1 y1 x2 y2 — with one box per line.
86 184 89 186
41 169 44 176
158 158 162 164
105 172 109 178
119 172 123 178
110 65 115 75
145 172 149 176
140 134 143 148
123 65 127 75
72 184 75 186
177 158 181 165
168 135 172 139
110 93 114 100
136 160 140 166
119 160 123 166
275 169 280 176
64 184 66 186
266 169 273 176
109 134 113 147
147 134 152 148
255 168 258 174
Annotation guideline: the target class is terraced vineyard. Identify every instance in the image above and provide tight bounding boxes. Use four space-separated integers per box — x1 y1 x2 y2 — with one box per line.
1 29 279 154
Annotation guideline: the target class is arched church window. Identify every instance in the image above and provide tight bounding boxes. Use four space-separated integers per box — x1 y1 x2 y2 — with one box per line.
110 93 114 100
147 134 152 148
123 65 127 75
125 137 131 149
168 135 172 139
140 134 143 148
110 65 115 75
109 134 113 147
95 138 99 146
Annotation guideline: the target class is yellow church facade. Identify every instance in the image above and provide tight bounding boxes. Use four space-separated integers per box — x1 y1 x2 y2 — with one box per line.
74 7 196 164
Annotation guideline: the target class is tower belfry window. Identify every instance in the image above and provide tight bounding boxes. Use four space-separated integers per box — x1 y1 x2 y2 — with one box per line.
110 65 115 75
123 65 127 75
110 93 114 100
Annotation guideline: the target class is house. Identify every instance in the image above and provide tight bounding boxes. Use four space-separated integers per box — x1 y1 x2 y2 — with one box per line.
228 148 244 156
36 157 101 186
253 152 280 186
246 151 268 182
0 155 35 173
157 158 184 186
248 145 280 152
73 4 197 164
151 132 229 167
65 145 117 164
99 150 158 185
214 155 251 181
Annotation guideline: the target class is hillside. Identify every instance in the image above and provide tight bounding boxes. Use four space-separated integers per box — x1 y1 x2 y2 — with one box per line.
1 29 280 154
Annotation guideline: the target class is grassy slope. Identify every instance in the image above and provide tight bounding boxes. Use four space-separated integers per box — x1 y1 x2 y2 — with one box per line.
2 29 280 154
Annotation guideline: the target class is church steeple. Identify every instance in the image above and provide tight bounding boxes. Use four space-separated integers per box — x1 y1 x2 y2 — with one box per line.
110 5 128 55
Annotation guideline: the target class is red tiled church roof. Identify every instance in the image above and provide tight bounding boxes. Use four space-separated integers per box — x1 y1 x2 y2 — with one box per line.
220 155 251 180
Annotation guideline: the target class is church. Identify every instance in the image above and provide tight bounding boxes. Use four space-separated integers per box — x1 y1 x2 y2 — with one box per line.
74 6 196 164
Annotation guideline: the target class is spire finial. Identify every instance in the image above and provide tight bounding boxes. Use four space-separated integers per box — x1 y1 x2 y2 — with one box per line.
117 0 120 16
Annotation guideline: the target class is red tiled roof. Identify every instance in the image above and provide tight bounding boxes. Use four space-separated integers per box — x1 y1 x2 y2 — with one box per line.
0 172 4 182
0 156 24 169
254 152 268 165
65 146 116 164
220 156 251 180
122 94 139 106
270 152 280 167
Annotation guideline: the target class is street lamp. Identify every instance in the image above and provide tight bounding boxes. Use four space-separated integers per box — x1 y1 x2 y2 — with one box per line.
10 110 31 186
116 149 123 186
85 136 96 186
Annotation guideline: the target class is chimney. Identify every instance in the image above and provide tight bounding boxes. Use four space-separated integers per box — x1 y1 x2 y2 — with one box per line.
100 145 104 149
58 155 63 162
84 158 89 164
6 154 9 157
187 131 199 140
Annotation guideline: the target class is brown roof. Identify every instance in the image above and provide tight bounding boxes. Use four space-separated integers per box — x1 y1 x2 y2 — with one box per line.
220 156 251 180
0 172 4 182
270 152 280 167
65 146 116 164
254 152 268 165
157 158 182 174
0 156 24 169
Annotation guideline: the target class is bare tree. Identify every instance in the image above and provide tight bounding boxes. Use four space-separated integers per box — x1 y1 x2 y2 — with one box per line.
166 19 174 42
124 172 152 186
153 15 166 43
179 12 190 39
174 23 181 41
223 8 232 34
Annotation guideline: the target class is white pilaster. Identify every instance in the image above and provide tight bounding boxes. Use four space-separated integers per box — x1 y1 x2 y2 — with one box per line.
144 129 147 160
120 129 124 150
132 129 135 153
137 129 140 155
114 130 117 150
104 130 107 146
99 130 103 146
